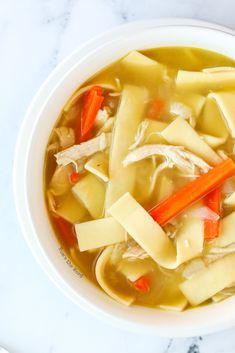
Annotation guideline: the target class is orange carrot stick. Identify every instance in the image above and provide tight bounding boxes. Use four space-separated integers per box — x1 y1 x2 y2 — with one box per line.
54 217 77 247
76 86 104 143
204 188 221 240
150 159 235 226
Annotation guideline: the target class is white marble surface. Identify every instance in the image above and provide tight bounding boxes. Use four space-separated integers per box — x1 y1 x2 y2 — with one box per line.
2 0 235 352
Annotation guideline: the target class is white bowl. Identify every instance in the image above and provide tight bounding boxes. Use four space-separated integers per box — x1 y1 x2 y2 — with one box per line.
14 19 235 337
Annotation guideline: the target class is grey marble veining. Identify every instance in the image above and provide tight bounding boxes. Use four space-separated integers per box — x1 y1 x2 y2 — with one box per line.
1 0 235 352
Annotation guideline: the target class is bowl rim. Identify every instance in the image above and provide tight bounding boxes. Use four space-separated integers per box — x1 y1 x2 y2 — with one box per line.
13 18 235 337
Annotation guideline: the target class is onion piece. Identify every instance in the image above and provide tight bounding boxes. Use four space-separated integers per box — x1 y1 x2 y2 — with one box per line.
149 160 170 195
95 108 110 129
170 102 192 119
184 206 220 221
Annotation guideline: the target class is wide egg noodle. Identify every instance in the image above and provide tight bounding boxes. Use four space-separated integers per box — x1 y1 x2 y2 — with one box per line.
120 50 165 83
209 91 235 138
161 118 221 165
199 133 227 148
95 246 135 306
176 67 235 92
105 84 148 210
108 193 204 270
180 253 235 306
75 217 126 251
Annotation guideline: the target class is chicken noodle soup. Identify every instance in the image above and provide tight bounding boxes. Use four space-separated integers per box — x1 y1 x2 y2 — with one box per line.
45 47 235 310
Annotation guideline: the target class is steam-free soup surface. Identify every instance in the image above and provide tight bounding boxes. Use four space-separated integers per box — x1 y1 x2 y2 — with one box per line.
45 47 235 310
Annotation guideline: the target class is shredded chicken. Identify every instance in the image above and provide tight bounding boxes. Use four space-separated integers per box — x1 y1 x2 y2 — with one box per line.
170 102 195 127
129 120 149 150
47 127 75 153
122 245 149 261
149 160 170 195
47 142 59 153
123 144 211 174
54 127 75 149
118 239 150 261
49 164 73 196
55 133 111 171
110 243 127 265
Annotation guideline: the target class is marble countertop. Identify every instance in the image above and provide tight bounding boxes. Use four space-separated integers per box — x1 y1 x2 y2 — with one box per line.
2 0 235 352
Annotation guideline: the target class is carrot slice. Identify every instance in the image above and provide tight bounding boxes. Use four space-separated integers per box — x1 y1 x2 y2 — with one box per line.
76 86 104 143
147 99 165 120
204 188 221 240
54 217 77 247
150 158 235 226
133 276 150 293
69 172 80 184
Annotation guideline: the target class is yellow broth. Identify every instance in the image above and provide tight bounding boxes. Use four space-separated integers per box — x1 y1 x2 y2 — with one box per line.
44 47 235 309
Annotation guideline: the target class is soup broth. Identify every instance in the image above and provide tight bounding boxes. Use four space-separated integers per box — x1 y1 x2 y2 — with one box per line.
45 47 235 310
